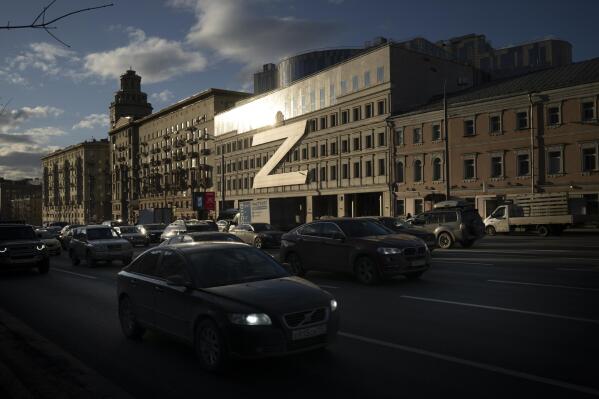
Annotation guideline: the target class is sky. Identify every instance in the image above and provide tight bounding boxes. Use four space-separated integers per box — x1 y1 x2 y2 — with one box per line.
1 0 598 180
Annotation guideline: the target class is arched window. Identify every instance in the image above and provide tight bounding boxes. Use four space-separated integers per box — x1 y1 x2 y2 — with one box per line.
432 158 442 181
396 161 404 183
414 159 422 182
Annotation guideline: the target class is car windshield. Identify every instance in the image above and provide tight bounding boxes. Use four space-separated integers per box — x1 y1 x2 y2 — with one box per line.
87 228 119 240
252 223 275 232
119 227 138 234
144 224 165 230
0 226 36 241
336 220 391 237
188 246 288 288
191 233 243 242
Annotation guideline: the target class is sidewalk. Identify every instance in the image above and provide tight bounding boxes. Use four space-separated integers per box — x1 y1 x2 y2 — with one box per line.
0 308 132 399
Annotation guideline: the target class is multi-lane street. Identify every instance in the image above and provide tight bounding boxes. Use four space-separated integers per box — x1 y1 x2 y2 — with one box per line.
0 233 598 398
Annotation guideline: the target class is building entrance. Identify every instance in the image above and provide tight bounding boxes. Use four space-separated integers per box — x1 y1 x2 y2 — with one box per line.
313 195 338 219
344 192 382 217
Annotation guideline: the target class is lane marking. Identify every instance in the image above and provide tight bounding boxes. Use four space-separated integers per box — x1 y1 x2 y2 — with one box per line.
488 279 599 292
400 295 599 325
53 268 98 280
433 260 494 266
318 284 340 289
339 332 599 397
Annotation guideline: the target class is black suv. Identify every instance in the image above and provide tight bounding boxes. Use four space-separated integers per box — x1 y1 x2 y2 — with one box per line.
280 218 431 284
0 224 50 274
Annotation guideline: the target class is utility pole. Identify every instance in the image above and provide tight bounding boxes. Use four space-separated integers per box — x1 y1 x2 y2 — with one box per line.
221 153 225 215
443 79 450 201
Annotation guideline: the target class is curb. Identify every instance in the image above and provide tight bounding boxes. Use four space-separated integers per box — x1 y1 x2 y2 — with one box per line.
0 308 133 399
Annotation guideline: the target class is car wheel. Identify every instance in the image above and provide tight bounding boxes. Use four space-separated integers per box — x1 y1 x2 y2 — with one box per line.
195 319 228 372
404 270 424 280
437 232 454 249
254 237 263 249
38 259 50 274
485 226 496 236
70 250 80 266
86 252 96 267
118 296 145 340
537 225 550 237
354 257 380 285
286 252 306 276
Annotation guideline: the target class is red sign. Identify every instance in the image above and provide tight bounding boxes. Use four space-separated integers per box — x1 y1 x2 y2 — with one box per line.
204 192 216 211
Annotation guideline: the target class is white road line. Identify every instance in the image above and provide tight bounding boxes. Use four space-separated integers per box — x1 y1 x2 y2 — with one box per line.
339 332 599 397
433 260 494 266
488 279 599 292
53 268 98 280
318 284 339 289
400 295 599 325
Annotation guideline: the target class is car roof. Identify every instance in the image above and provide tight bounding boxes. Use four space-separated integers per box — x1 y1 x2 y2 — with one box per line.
85 225 112 229
162 241 248 252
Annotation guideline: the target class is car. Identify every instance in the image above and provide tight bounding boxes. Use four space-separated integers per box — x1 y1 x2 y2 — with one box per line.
160 232 245 246
68 225 133 267
58 224 83 249
409 200 485 249
101 220 125 228
160 220 218 242
115 226 150 247
136 223 166 243
117 242 339 371
35 229 62 256
46 221 68 228
359 217 437 250
280 218 431 284
229 223 284 249
0 224 50 274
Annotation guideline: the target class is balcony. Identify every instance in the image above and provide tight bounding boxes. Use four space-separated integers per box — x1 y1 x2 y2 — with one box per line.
187 138 198 145
200 149 211 156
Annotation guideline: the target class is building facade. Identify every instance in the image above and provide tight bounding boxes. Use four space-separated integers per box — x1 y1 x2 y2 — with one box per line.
390 58 599 218
0 178 42 224
108 70 251 223
41 139 111 225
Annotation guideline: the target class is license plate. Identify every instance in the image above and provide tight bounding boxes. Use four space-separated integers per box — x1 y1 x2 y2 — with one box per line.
291 324 327 341
410 259 426 267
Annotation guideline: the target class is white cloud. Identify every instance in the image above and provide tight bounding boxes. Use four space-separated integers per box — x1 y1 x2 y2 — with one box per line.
83 28 207 84
150 89 175 103
173 0 340 72
0 105 64 133
0 68 27 85
9 42 79 76
72 113 109 129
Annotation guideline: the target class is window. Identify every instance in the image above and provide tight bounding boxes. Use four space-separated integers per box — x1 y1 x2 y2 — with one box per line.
309 168 316 183
342 163 349 179
547 106 560 126
320 88 325 108
365 160 372 177
414 159 422 182
490 155 503 178
377 100 386 115
547 150 562 175
396 161 404 183
341 140 349 153
341 110 349 124
516 111 529 129
432 158 442 181
352 75 359 91
365 135 373 149
352 107 361 122
376 66 384 83
582 101 596 121
583 147 597 171
364 70 371 87
489 115 501 133
353 137 361 151
353 162 361 178
310 90 316 112
365 103 373 118
377 132 385 146
464 119 475 136
517 153 530 176
396 199 405 216
330 141 337 155
308 119 317 132
301 148 307 160
432 125 441 141
320 144 327 157
413 127 422 144
330 84 336 105
292 150 298 162
395 128 404 145
340 80 347 95
414 199 423 215
310 146 317 158
330 113 338 127
320 167 327 181
463 158 476 179
378 158 385 176
320 116 327 130
156 250 190 280
131 250 161 276
330 165 337 180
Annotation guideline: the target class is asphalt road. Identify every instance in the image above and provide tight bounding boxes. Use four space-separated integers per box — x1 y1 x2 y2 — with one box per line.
1 233 598 398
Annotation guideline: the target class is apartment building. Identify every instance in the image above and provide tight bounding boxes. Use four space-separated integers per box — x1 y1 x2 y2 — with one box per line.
0 178 42 224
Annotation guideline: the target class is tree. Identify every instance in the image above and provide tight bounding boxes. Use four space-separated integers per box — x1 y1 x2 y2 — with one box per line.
0 0 113 47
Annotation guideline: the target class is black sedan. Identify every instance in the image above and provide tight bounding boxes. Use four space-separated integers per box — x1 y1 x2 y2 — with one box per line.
280 218 431 284
117 243 339 371
229 223 284 248
359 217 437 250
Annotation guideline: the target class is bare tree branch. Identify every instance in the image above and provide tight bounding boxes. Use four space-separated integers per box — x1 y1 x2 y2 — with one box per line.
0 98 13 118
0 1 114 47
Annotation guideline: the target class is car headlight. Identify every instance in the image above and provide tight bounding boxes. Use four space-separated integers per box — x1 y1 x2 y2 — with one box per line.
229 313 272 326
377 247 403 255
139 227 147 235
0 247 7 253
330 299 338 312
36 244 45 251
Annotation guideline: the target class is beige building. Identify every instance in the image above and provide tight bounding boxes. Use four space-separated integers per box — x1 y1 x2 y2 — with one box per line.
390 57 599 218
108 69 251 223
41 139 111 224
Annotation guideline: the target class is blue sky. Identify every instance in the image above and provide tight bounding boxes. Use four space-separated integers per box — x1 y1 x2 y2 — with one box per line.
1 0 598 179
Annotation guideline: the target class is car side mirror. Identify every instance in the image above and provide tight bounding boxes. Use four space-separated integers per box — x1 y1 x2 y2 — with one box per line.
166 275 192 289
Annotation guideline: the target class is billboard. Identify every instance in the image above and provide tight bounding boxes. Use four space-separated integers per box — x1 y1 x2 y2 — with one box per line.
192 192 216 211
238 199 270 224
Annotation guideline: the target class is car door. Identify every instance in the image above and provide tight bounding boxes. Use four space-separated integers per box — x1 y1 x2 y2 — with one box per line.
295 223 325 269
319 222 352 272
73 228 87 258
153 249 194 340
127 250 162 327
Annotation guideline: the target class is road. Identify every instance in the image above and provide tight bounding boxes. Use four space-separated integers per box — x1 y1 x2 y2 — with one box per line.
1 233 598 398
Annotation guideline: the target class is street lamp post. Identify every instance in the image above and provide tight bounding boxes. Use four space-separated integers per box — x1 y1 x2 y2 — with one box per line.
443 79 450 200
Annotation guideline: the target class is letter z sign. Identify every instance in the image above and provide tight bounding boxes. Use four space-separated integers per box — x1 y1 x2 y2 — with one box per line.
251 120 307 189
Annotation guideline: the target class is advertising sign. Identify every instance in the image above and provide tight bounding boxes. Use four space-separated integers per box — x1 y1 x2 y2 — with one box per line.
204 192 215 211
251 199 270 224
239 201 251 225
